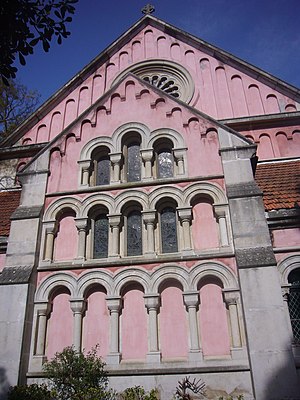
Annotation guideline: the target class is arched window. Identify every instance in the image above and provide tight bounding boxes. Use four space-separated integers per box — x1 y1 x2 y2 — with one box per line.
154 138 174 179
90 147 110 186
89 207 109 259
288 269 300 344
158 200 178 253
127 210 142 256
122 133 142 182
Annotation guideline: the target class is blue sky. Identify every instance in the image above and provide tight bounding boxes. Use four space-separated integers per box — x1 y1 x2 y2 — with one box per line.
16 0 300 104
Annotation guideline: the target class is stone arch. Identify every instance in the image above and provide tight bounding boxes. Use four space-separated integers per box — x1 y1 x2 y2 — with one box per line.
149 185 184 209
81 193 115 217
151 264 189 293
77 270 114 298
112 122 151 151
114 190 149 213
278 254 300 285
183 181 227 205
190 261 238 291
35 272 77 302
44 197 81 220
113 268 150 296
79 136 115 161
148 128 185 149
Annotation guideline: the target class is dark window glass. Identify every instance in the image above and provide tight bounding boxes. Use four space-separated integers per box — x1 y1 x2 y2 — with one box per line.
94 214 108 258
288 269 300 344
96 156 110 186
157 149 173 178
161 206 178 253
127 142 141 182
127 210 142 256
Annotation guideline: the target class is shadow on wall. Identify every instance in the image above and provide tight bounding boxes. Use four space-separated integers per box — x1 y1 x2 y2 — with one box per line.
0 367 10 400
264 357 300 400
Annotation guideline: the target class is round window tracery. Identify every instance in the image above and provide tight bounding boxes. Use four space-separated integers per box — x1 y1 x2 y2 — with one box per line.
112 60 194 103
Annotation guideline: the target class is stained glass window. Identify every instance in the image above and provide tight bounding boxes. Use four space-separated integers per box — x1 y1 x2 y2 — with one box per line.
288 269 300 344
127 142 141 182
157 149 173 178
127 210 142 256
93 214 108 258
96 156 110 186
160 206 178 253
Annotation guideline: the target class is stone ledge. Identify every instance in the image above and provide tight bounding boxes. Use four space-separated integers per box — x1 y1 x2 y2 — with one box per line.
0 265 33 284
11 205 43 220
226 182 263 199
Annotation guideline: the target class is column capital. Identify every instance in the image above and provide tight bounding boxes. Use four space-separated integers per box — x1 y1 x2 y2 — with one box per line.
44 220 58 234
108 214 122 227
183 291 199 307
142 210 157 224
74 217 89 231
106 296 122 312
70 299 86 314
281 285 291 301
109 152 122 164
144 294 160 310
223 290 239 305
35 301 51 316
177 206 192 221
173 147 187 159
141 148 154 162
213 204 227 218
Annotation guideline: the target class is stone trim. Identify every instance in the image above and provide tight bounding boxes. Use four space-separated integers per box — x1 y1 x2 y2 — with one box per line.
226 182 262 199
235 246 276 268
11 206 43 220
0 265 33 284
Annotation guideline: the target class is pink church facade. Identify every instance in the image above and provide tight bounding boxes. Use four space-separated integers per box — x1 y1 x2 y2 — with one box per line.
0 14 300 400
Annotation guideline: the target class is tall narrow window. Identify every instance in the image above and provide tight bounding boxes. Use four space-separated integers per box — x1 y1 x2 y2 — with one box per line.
90 147 110 186
127 210 142 256
160 206 178 253
94 214 109 258
288 269 300 344
154 138 174 179
127 142 141 182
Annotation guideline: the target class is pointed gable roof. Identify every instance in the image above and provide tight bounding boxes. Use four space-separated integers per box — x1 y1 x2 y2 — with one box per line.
1 14 299 148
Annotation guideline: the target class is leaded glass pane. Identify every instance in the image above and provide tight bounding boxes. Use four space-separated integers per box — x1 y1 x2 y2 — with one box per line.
161 207 178 253
127 211 142 256
289 280 300 344
157 149 173 178
96 156 110 186
127 142 141 182
94 214 108 258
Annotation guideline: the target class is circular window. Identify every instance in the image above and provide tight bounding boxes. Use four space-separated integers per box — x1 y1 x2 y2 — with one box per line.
112 60 194 103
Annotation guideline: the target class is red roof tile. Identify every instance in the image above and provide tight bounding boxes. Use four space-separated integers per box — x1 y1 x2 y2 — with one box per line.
0 190 21 236
256 160 300 211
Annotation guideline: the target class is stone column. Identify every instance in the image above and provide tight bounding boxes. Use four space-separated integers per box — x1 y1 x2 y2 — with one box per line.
183 291 203 361
173 148 186 176
70 299 86 352
213 205 229 247
106 296 122 364
141 149 154 181
78 160 91 186
144 294 161 363
74 218 89 261
108 214 122 258
282 285 293 332
223 291 242 349
43 220 57 262
35 302 51 356
142 210 156 256
110 152 122 183
177 207 193 253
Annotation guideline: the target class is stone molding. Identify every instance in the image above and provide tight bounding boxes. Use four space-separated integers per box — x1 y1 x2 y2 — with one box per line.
0 265 33 284
235 246 276 268
226 182 262 199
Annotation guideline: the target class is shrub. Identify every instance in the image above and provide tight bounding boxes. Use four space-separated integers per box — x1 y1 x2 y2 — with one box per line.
43 346 115 400
7 383 52 400
119 386 159 400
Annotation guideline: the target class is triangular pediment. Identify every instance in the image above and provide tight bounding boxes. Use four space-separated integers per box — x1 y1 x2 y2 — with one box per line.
2 15 299 149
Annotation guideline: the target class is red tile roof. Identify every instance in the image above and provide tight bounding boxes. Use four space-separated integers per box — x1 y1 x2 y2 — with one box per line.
256 160 300 211
0 190 21 236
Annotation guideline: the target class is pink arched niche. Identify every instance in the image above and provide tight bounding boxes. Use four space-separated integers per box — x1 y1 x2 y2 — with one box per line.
247 85 264 115
46 286 73 360
47 148 62 193
132 40 142 63
120 282 148 361
198 277 230 357
159 279 188 359
215 66 233 119
230 75 248 117
82 285 109 357
265 94 280 114
53 208 78 261
191 196 219 250
257 134 274 160
157 36 167 58
170 43 181 61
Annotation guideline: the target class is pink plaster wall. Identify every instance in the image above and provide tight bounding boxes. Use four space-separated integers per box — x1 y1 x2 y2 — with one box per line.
192 201 219 250
199 281 231 357
121 285 148 360
0 254 6 272
159 283 188 359
82 289 109 357
46 291 73 360
272 228 300 248
54 215 78 261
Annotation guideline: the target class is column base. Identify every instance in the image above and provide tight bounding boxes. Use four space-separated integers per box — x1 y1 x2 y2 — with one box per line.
146 351 161 363
230 347 247 360
29 355 48 372
182 249 194 256
106 352 121 365
73 257 85 264
188 349 203 362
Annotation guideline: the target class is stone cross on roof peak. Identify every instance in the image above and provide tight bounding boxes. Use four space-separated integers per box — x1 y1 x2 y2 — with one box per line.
142 4 155 14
